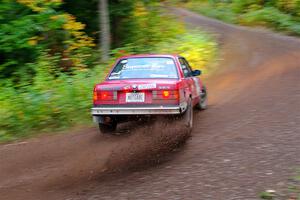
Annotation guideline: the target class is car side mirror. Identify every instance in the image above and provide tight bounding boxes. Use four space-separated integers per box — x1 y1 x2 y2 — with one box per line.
192 70 201 76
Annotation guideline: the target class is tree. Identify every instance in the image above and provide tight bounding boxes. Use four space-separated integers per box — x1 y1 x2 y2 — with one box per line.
0 0 95 80
99 0 110 62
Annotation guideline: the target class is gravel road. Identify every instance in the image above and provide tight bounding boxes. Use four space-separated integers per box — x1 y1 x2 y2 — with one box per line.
1 8 300 200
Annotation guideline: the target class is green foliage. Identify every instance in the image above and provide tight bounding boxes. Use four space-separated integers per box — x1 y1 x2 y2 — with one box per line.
112 2 184 53
0 53 104 141
0 0 97 141
62 0 137 48
186 1 238 23
183 0 300 36
155 31 218 75
0 1 39 79
62 0 99 38
109 2 187 56
231 0 263 14
240 7 300 35
0 0 95 81
276 0 300 17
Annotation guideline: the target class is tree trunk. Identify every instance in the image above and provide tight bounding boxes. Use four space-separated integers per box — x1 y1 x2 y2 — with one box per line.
99 0 110 62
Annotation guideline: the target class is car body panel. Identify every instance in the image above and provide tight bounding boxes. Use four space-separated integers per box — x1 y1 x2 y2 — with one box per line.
92 54 205 117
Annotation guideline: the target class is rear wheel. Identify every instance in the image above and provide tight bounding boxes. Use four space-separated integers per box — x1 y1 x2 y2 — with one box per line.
182 98 193 133
98 121 117 134
196 85 208 110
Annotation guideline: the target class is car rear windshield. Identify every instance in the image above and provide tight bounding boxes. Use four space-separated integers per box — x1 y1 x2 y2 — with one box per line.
108 57 178 80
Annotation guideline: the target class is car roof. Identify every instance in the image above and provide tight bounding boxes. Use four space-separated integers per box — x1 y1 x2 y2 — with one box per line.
118 54 180 60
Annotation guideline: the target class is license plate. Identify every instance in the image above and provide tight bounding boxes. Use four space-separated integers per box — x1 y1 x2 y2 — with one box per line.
126 93 145 102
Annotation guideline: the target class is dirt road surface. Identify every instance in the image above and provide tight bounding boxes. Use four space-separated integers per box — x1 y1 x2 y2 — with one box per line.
1 8 300 200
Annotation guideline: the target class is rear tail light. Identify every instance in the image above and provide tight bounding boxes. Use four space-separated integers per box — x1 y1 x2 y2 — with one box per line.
162 91 170 98
100 91 111 100
152 90 179 100
93 90 117 101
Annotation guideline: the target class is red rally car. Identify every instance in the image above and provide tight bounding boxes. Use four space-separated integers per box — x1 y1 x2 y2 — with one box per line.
91 54 207 134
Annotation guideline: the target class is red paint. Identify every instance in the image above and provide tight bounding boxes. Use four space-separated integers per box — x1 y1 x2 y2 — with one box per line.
93 54 204 107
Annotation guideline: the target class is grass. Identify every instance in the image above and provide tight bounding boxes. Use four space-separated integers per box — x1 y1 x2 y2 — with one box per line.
186 1 238 24
0 53 106 143
183 1 300 36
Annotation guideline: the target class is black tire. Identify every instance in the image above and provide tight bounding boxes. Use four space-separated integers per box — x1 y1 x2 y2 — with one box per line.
98 122 117 134
182 98 193 133
196 85 208 110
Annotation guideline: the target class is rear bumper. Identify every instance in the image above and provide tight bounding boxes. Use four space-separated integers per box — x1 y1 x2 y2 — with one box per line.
91 105 185 115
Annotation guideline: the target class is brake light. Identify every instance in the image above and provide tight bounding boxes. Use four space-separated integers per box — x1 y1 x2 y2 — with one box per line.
94 90 117 101
152 90 179 100
101 91 109 100
162 91 170 98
